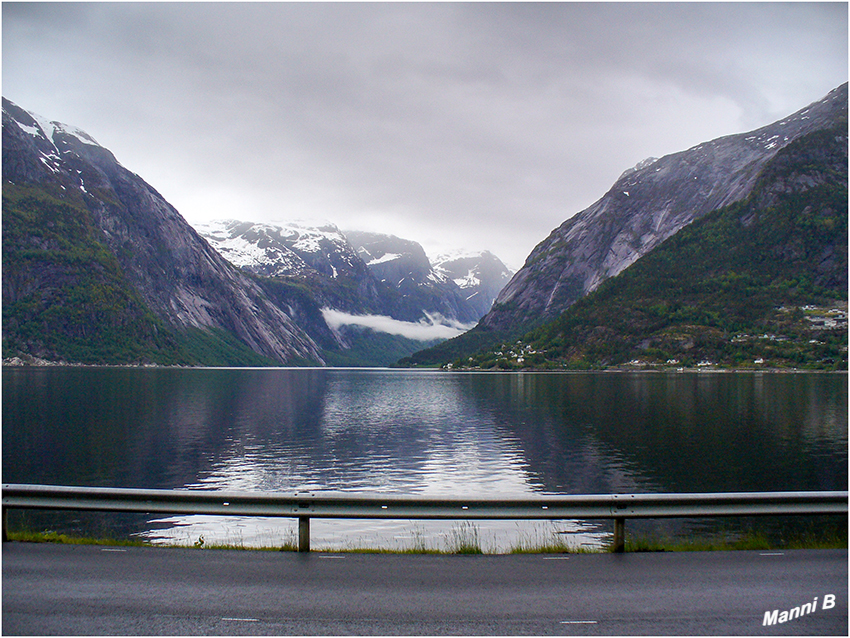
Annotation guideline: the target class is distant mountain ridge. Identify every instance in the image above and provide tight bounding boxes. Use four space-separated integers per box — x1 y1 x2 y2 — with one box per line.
193 218 395 325
432 250 513 318
196 221 514 325
343 230 482 324
195 219 362 280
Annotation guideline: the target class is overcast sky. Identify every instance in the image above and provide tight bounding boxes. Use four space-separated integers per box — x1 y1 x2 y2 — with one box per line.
3 2 847 269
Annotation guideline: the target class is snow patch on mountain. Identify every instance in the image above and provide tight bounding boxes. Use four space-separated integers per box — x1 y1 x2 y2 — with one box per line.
618 157 659 181
288 223 347 254
56 123 101 147
431 249 514 317
194 219 307 274
433 251 486 288
194 219 361 279
366 252 402 266
15 107 101 150
15 120 41 138
432 252 513 289
427 271 451 285
448 267 481 289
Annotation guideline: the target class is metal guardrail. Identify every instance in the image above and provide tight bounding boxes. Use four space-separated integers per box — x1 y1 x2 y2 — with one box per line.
2 484 846 552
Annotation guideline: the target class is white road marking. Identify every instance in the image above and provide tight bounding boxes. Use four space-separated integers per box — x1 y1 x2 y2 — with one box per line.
543 556 570 560
222 617 260 622
101 548 127 552
760 552 785 556
561 620 597 624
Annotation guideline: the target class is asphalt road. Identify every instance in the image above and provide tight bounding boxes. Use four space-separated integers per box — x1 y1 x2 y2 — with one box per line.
2 543 847 635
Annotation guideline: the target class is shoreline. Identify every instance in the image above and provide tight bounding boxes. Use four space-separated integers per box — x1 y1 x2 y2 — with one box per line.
3 356 846 374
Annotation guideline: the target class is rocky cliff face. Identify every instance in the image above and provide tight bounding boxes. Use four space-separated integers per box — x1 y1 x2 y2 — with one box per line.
482 83 848 332
2 98 324 365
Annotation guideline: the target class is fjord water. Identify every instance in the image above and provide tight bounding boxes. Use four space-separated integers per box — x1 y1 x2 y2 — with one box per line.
3 368 846 551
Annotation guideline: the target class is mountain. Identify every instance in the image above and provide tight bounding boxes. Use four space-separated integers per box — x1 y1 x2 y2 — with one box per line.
462 118 848 370
2 97 507 367
406 83 848 366
432 250 514 318
485 84 847 333
192 219 468 365
339 230 483 324
194 218 393 319
194 219 361 279
193 221 518 365
2 98 325 365
195 221 513 324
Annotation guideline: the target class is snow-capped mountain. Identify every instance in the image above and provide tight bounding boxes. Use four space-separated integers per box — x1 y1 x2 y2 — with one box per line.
195 219 364 280
344 231 482 324
432 250 514 317
195 221 515 327
345 231 440 286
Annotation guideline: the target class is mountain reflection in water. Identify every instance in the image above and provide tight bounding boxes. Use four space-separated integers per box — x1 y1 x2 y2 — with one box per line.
3 368 846 551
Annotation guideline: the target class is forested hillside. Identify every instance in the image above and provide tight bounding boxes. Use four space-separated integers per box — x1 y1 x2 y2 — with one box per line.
404 84 848 368
448 121 848 371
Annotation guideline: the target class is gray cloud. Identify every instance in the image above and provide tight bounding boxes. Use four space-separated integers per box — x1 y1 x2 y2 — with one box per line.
3 2 847 268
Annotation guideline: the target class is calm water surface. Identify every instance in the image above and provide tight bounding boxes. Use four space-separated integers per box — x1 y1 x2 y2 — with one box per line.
3 368 846 551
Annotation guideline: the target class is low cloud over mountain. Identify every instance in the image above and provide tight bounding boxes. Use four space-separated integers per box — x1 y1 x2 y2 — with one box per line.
322 309 474 342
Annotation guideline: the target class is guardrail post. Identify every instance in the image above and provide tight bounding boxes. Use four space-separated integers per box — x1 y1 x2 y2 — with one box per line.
2 506 7 542
612 517 625 553
298 516 310 552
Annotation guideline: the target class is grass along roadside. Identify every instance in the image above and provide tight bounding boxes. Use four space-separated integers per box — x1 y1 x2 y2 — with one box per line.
624 528 848 553
6 524 846 554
